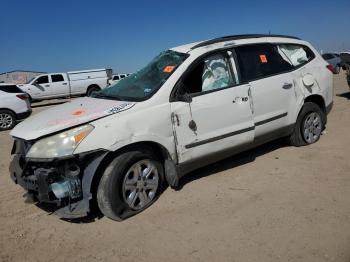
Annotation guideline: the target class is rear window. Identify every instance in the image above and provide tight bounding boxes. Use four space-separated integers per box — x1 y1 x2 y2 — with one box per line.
0 85 24 93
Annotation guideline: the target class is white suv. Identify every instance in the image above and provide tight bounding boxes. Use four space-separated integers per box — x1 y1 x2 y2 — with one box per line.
10 35 333 221
0 84 31 130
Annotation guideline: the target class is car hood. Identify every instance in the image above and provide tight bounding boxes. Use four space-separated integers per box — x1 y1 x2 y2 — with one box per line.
11 97 135 140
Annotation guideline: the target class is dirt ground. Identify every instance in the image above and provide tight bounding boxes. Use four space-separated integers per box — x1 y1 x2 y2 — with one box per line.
0 72 350 262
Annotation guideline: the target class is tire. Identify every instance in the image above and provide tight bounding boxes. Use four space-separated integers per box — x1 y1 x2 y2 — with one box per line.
86 86 100 96
288 102 325 147
97 148 164 221
0 110 16 131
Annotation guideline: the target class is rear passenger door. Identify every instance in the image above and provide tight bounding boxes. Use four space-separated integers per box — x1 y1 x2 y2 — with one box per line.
49 74 69 97
235 43 296 139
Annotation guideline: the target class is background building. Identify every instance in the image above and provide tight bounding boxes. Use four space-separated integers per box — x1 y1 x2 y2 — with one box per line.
0 70 46 84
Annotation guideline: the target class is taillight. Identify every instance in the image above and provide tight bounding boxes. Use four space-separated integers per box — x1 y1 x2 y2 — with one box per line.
16 94 29 100
326 64 335 73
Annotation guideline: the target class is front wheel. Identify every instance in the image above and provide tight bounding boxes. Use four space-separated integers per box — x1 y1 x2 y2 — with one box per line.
288 102 325 146
97 148 164 221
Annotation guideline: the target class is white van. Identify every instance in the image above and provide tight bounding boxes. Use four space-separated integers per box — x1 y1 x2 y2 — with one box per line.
18 68 112 101
10 34 333 221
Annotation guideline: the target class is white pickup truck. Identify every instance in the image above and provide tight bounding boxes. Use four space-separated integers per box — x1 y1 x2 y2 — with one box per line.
18 68 112 101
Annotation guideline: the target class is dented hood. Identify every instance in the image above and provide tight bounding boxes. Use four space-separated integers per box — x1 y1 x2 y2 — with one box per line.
11 97 135 140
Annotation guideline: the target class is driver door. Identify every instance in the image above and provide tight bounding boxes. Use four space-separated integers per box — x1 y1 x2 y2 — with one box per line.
170 51 255 164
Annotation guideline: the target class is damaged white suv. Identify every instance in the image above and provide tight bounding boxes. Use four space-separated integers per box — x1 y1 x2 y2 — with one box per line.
10 34 333 221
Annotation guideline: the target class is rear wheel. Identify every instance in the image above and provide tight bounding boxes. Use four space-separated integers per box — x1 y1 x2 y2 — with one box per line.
87 85 100 96
0 110 16 131
97 148 164 221
288 102 325 146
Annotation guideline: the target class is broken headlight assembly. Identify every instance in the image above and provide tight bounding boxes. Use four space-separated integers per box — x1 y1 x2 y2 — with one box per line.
26 124 94 159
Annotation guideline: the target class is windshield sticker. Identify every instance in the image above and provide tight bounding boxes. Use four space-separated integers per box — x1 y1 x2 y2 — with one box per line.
163 66 175 73
104 102 135 115
260 55 268 63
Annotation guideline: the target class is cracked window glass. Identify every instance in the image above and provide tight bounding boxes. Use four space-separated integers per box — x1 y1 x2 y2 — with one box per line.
95 50 188 101
202 54 234 92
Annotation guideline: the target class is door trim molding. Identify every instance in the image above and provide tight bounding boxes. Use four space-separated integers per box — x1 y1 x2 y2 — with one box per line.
184 112 288 149
185 126 255 149
255 112 288 126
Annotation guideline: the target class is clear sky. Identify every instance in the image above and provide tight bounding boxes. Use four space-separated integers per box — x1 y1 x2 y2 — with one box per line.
1 0 349 74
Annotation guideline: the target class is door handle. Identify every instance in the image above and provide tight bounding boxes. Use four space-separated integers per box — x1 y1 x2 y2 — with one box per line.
44 84 50 87
62 83 68 85
282 83 293 89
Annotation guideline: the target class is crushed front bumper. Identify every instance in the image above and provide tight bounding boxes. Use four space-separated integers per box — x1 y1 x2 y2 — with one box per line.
9 139 108 219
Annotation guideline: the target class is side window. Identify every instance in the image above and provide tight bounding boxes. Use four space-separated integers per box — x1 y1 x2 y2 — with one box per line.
120 75 126 79
235 44 294 83
278 44 315 67
35 75 49 84
113 76 120 80
51 74 64 82
182 53 237 95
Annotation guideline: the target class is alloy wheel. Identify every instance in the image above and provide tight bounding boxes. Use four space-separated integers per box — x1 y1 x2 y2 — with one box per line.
122 160 159 210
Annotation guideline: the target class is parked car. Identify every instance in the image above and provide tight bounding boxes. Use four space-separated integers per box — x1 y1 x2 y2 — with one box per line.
17 68 112 101
108 73 131 85
0 83 31 130
340 52 350 70
10 34 333 221
322 53 341 74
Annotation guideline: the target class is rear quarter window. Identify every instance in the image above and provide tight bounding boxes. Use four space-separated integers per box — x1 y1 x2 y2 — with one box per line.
278 44 315 67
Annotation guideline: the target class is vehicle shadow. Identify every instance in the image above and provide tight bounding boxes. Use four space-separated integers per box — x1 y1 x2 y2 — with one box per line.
336 92 350 100
35 201 103 224
31 101 68 108
48 139 287 224
176 138 287 190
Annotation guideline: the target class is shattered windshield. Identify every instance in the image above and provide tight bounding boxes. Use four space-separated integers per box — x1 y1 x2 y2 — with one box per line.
94 50 188 101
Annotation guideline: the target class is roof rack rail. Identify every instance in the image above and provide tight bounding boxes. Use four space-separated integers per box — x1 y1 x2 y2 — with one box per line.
191 34 301 50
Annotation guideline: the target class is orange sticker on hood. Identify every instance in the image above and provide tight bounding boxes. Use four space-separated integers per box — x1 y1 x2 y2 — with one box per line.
260 55 268 63
71 110 85 116
163 66 175 73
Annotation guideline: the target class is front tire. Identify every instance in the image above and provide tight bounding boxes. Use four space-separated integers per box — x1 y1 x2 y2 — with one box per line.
97 148 164 221
288 102 325 146
0 110 16 131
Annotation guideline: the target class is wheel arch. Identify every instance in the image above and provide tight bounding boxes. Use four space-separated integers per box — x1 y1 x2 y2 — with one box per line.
0 108 18 120
302 94 327 125
86 84 101 94
88 141 173 207
304 94 326 113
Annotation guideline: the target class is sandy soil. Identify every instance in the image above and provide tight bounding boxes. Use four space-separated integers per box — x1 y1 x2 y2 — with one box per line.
0 73 350 262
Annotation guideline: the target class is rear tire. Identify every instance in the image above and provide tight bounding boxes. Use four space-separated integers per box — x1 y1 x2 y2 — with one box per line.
97 148 164 221
0 110 16 131
288 102 325 147
87 86 100 96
